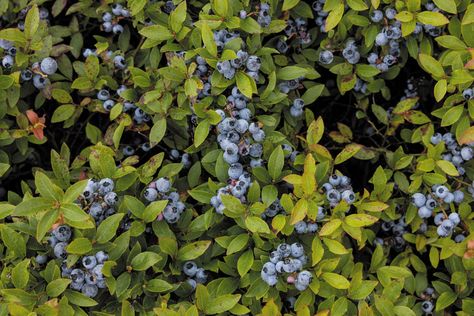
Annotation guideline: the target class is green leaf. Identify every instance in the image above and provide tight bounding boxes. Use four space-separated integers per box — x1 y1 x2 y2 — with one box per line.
150 117 167 145
311 236 324 265
347 0 368 11
143 200 168 223
345 214 379 227
436 291 457 311
169 1 187 32
14 197 53 216
418 54 445 78
237 249 254 277
24 4 39 39
441 105 463 126
177 241 211 261
321 272 350 289
61 203 89 222
436 160 459 176
139 25 174 42
96 213 125 243
227 234 249 255
51 104 76 123
417 11 449 26
35 171 63 200
282 0 300 11
0 28 26 44
46 279 71 297
206 294 241 314
0 75 14 89
433 0 457 14
245 216 271 234
236 71 253 99
276 66 307 80
434 79 447 102
212 0 229 17
435 36 466 50
11 259 30 289
325 4 345 32
146 279 174 293
131 252 162 271
36 209 60 241
268 146 284 180
201 23 217 57
301 84 325 106
66 238 92 255
64 290 98 307
194 119 210 147
128 0 147 16
334 143 362 164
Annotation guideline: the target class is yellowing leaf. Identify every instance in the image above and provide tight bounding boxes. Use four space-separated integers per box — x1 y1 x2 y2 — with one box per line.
345 214 379 227
321 272 350 289
360 201 389 212
458 126 474 145
334 143 363 164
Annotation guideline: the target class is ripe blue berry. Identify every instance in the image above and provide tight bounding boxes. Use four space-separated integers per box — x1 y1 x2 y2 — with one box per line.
40 57 58 75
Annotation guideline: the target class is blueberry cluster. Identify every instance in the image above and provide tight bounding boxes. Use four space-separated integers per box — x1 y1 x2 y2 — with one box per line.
257 3 272 27
182 261 208 290
214 48 261 81
79 179 118 224
284 18 311 46
412 186 464 238
47 225 73 260
0 41 16 70
294 207 325 234
379 216 409 251
144 178 185 224
212 29 241 57
261 243 312 291
261 199 283 219
312 0 329 33
289 98 305 117
101 4 130 35
169 149 191 168
278 78 301 94
322 174 355 208
64 251 109 298
420 287 436 314
430 133 473 175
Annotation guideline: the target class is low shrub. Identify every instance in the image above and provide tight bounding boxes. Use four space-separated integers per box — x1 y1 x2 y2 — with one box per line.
0 0 473 315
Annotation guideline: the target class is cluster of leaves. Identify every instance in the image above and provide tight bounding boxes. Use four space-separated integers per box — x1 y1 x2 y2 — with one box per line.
0 0 473 315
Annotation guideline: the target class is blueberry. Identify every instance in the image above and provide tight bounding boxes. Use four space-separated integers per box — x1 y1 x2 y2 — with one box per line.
375 32 388 46
454 234 465 243
104 192 118 206
418 206 432 219
70 281 84 291
89 202 103 219
341 190 355 204
441 219 454 232
412 193 426 208
183 261 198 277
307 222 318 233
70 269 85 283
448 212 460 226
326 189 341 203
385 7 397 19
155 177 171 193
111 4 123 15
290 243 304 257
425 198 436 210
443 192 454 203
262 262 277 275
97 89 110 101
269 251 281 264
318 50 334 65
297 270 312 286
434 185 448 199
461 147 473 160
329 174 341 186
82 255 97 270
95 251 108 264
263 273 278 286
92 264 104 279
40 57 58 75
195 268 207 283
277 243 291 257
113 56 126 69
122 145 135 156
82 284 98 298
102 12 112 22
99 178 114 194
33 75 50 89
290 106 303 117
294 221 308 234
453 190 464 204
36 254 48 264
53 225 72 242
421 301 434 313
54 242 68 259
239 10 247 19
2 55 13 68
186 278 197 290
370 10 383 22
21 69 33 81
246 56 261 72
462 88 473 100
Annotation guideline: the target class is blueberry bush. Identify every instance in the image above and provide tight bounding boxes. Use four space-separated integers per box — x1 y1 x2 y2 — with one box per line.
0 0 474 315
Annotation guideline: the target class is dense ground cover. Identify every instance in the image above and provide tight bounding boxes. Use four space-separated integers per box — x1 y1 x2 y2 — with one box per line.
0 0 473 315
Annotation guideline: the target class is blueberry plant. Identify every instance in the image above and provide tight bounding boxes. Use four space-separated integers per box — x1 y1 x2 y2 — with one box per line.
0 0 473 315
